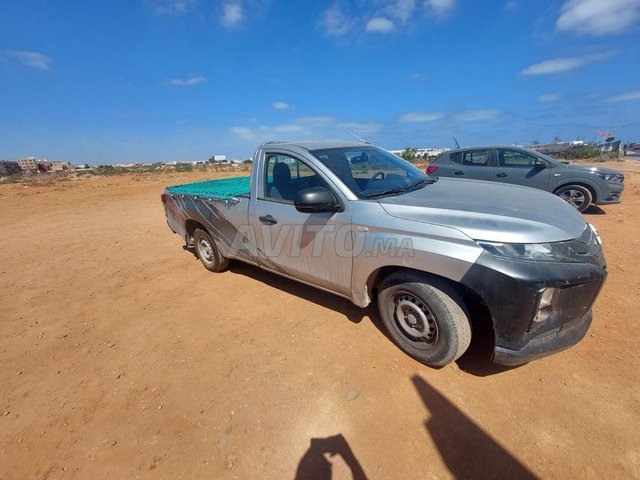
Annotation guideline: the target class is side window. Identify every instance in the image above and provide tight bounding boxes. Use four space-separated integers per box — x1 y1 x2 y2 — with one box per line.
462 150 490 166
499 150 540 168
451 152 463 164
263 153 329 202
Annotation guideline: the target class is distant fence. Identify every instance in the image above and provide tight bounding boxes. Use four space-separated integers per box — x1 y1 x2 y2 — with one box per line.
527 142 575 155
598 140 620 154
528 141 620 157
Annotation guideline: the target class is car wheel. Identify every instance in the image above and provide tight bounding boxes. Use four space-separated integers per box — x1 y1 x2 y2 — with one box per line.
555 185 592 213
377 271 471 368
194 228 229 272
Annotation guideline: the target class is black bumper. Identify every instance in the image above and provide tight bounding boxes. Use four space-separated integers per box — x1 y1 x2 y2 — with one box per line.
493 309 592 366
460 250 606 366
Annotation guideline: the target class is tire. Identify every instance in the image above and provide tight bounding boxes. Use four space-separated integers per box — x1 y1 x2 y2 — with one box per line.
555 185 592 213
377 271 471 368
193 228 229 272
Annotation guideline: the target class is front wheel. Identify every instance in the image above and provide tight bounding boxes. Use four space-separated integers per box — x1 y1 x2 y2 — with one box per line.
194 228 229 272
555 185 592 213
377 272 471 368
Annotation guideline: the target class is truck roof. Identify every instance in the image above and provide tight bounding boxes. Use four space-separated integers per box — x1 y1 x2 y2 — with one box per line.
258 139 369 151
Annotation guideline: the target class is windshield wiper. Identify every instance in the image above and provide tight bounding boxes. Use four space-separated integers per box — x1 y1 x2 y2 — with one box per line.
405 177 437 192
363 177 437 199
362 189 405 198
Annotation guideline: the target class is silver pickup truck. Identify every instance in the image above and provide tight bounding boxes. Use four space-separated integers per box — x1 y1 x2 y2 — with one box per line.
162 140 607 368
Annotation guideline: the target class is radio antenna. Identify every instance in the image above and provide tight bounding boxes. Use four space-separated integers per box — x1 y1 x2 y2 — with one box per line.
453 137 461 148
341 125 369 144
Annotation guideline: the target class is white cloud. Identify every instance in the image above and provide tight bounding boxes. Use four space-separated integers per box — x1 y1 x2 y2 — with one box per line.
608 90 640 102
272 101 290 110
522 57 585 75
539 93 562 102
505 1 518 11
556 0 640 36
385 0 417 22
231 116 377 145
147 0 198 15
424 0 455 18
366 16 395 33
322 0 453 39
230 126 254 141
321 4 354 37
521 53 612 75
8 50 53 71
342 121 383 133
169 75 207 85
221 1 244 27
456 109 502 121
296 116 337 126
399 111 444 122
273 124 306 133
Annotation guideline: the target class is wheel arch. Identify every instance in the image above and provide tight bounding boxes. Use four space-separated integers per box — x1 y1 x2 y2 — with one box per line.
553 181 598 203
184 219 209 246
366 266 495 346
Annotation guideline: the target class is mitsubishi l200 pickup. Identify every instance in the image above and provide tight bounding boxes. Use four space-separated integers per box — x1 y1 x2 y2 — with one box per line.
162 140 607 368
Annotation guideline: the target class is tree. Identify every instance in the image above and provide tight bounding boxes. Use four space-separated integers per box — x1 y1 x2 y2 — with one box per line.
400 147 419 162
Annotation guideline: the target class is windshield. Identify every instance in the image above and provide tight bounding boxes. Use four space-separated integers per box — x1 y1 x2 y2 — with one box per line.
309 146 430 198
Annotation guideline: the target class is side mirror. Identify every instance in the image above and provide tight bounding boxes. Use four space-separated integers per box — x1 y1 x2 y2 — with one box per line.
535 160 549 169
294 187 341 213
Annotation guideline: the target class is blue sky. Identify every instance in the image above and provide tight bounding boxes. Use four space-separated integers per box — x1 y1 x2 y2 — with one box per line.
1 0 639 163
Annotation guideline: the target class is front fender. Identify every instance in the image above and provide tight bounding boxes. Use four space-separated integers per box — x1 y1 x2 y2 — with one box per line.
348 210 483 307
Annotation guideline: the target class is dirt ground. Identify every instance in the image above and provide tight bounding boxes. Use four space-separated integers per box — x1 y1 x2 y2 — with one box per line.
1 160 639 480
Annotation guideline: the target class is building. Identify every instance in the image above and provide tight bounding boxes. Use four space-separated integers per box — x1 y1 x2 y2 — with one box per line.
50 161 72 172
389 148 450 158
18 157 38 171
0 161 21 176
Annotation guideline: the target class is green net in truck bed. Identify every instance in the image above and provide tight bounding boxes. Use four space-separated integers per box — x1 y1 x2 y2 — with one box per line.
167 176 251 200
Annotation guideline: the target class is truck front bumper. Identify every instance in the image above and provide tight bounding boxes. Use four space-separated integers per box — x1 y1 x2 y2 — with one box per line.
460 248 606 366
493 309 592 366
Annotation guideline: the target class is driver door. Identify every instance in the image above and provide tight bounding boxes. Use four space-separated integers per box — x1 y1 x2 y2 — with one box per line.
251 152 353 296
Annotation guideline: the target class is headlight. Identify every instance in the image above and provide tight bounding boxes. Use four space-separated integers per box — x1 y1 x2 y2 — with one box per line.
477 241 581 263
588 223 602 245
596 172 623 182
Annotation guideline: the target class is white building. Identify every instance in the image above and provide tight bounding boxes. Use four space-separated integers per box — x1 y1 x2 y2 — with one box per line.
389 148 449 158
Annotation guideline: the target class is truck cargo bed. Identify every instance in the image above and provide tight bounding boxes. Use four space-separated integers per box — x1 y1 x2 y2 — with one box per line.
167 176 251 200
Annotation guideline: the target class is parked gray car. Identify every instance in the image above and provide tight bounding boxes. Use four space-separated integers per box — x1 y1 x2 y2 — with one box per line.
426 146 624 212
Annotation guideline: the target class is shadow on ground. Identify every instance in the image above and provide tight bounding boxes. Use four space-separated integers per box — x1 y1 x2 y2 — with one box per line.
227 261 372 324
584 205 606 215
294 434 368 480
185 248 522 376
455 303 522 377
412 375 539 480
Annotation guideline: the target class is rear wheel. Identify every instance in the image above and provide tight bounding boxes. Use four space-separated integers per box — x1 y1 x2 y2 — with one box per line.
194 228 229 272
555 185 592 213
377 272 471 368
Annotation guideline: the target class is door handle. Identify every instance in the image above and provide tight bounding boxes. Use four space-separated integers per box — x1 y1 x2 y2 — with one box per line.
259 215 277 225
496 173 508 178
454 171 464 176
